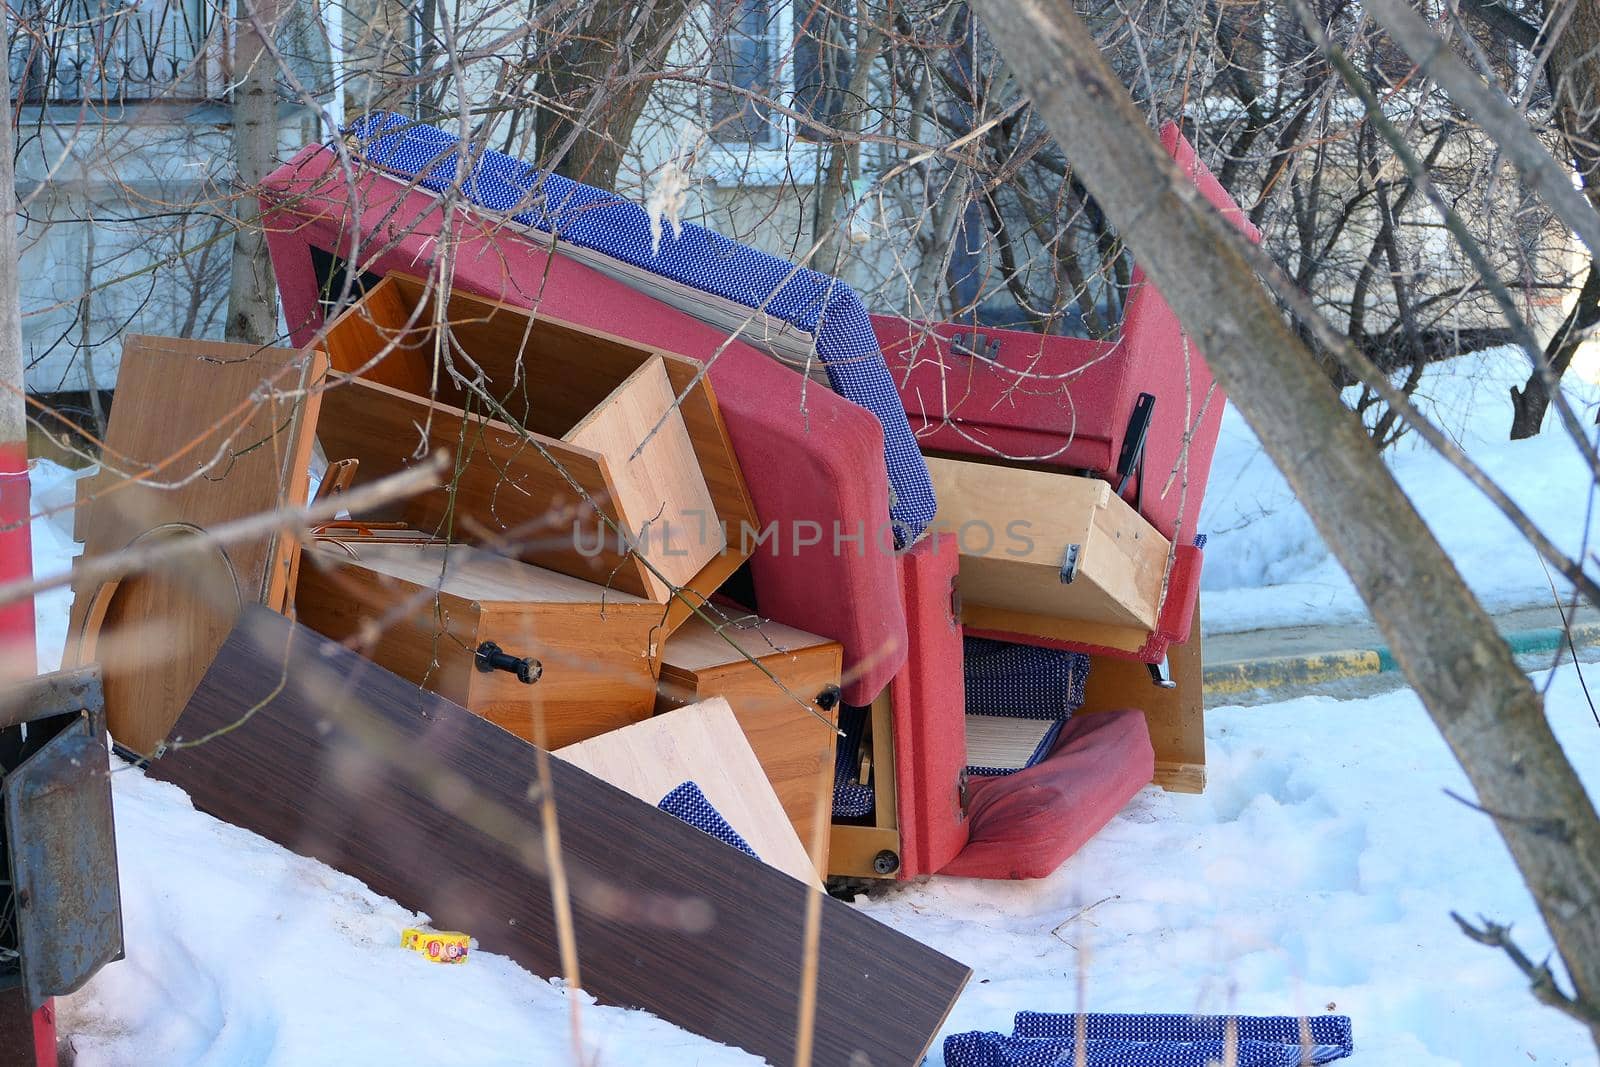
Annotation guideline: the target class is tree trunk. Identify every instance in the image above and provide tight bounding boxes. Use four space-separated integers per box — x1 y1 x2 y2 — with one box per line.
965 0 1600 1044
226 0 285 345
1508 0 1600 439
1511 259 1600 440
533 0 697 187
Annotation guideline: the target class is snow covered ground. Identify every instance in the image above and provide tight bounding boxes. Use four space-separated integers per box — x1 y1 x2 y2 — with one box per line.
1199 349 1600 634
21 354 1600 1065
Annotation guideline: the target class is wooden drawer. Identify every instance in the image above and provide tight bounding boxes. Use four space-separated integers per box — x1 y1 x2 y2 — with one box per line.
316 274 755 633
294 542 661 748
926 455 1171 652
657 613 841 870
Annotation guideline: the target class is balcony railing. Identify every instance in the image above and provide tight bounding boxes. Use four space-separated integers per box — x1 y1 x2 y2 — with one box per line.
8 0 225 105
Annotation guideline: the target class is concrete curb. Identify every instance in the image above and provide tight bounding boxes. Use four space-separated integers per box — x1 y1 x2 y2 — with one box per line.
1203 620 1600 697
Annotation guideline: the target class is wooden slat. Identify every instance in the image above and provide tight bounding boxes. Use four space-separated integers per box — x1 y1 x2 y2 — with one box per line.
67 335 325 754
557 698 819 885
148 608 968 1066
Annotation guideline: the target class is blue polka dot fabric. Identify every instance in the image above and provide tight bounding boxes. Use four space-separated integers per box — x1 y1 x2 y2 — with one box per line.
657 781 759 859
964 637 1090 719
339 111 937 548
963 636 1090 778
831 702 876 818
944 1013 1354 1067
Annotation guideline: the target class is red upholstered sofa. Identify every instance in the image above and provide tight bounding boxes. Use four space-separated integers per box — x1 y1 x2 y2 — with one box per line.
261 122 1246 883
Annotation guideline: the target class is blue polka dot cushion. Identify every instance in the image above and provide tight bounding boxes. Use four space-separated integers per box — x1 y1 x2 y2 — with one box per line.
340 111 937 548
944 1013 1354 1067
964 637 1090 719
657 781 758 859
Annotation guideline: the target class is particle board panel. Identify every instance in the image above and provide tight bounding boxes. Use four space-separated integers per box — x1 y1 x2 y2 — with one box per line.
317 275 757 629
1077 600 1206 793
556 698 818 885
67 334 325 755
656 614 841 871
148 607 968 1066
926 455 1169 635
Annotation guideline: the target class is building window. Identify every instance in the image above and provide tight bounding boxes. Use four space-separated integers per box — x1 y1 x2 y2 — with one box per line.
707 0 853 149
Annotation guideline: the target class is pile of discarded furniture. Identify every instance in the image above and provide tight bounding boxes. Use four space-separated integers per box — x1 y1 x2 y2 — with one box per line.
61 115 1258 1063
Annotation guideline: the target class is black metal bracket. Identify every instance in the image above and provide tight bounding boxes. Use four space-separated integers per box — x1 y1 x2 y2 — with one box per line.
1115 392 1156 512
1059 543 1081 584
1147 657 1177 689
474 642 542 685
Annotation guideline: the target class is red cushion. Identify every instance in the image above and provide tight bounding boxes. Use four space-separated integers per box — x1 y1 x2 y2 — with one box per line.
259 146 906 704
938 708 1154 880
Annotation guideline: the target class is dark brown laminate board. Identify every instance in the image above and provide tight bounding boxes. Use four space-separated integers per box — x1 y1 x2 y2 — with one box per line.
148 608 968 1065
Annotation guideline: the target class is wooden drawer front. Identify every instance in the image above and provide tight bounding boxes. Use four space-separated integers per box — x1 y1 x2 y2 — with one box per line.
294 544 660 749
926 456 1170 647
465 605 658 748
657 617 841 868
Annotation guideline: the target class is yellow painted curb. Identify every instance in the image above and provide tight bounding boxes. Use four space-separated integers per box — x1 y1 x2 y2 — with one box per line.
1203 649 1384 697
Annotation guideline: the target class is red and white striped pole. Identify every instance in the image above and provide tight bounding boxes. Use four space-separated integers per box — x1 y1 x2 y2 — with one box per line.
1 16 53 1067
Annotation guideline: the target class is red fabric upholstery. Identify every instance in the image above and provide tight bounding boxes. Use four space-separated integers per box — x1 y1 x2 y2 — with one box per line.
888 533 970 877
258 145 906 704
938 709 1154 880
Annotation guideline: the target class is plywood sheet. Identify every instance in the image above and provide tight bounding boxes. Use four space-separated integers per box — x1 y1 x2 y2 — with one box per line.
149 608 968 1065
566 357 724 600
557 698 817 884
68 335 325 754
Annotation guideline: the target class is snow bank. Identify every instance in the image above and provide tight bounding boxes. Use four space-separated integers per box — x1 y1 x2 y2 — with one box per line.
855 667 1600 1065
58 766 761 1067
27 458 87 672
1199 349 1600 634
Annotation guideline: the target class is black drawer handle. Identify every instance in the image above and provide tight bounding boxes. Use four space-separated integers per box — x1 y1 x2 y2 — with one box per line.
475 642 542 684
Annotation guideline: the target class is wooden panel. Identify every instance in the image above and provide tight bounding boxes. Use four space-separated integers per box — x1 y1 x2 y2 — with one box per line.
148 608 968 1066
557 699 818 885
320 275 434 392
827 690 903 880
292 544 660 749
566 357 724 600
313 372 658 597
926 456 1169 633
1077 600 1206 794
657 614 840 871
68 335 325 754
